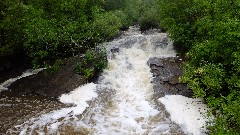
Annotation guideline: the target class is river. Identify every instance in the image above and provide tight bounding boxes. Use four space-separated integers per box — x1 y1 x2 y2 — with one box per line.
0 26 209 135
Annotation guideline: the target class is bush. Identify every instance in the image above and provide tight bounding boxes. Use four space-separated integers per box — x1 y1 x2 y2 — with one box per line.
45 59 64 74
22 0 91 67
0 0 25 56
123 0 143 25
1 0 115 69
88 10 126 43
101 0 126 11
74 48 107 80
139 1 160 31
207 91 240 134
158 0 206 54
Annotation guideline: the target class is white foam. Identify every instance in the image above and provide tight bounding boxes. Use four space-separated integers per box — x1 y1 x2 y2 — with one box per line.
79 30 177 134
8 83 97 134
59 83 98 114
88 48 159 134
0 104 11 106
159 95 210 135
0 68 45 91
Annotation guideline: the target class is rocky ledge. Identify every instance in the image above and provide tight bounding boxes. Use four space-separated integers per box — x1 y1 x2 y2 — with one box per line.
1 56 87 98
148 57 194 99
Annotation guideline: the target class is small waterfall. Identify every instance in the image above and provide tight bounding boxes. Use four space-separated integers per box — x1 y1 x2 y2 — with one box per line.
79 27 178 134
6 26 209 135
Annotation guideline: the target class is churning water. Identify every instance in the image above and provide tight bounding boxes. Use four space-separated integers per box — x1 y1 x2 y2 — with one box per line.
1 26 209 135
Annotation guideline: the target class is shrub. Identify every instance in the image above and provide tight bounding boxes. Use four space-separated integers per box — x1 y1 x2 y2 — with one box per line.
74 48 107 80
45 59 64 74
137 0 161 31
22 0 90 67
158 0 206 54
88 10 126 43
123 0 143 25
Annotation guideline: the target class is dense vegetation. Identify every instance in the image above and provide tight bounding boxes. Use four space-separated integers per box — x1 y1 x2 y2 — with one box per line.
1 0 124 70
1 0 158 75
158 0 240 134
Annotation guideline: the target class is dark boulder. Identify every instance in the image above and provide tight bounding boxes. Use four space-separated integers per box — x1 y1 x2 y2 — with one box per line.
148 57 194 98
5 56 87 98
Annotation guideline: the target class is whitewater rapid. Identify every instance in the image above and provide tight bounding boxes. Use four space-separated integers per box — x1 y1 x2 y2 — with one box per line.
5 26 210 135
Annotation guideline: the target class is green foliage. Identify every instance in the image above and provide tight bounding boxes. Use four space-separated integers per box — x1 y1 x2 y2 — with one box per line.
123 0 143 25
207 91 240 134
1 0 163 71
158 0 206 54
88 10 126 43
0 0 34 72
159 0 240 133
139 1 161 31
181 63 225 98
22 0 91 66
1 0 131 71
74 48 107 80
45 59 64 74
101 0 126 11
0 0 25 56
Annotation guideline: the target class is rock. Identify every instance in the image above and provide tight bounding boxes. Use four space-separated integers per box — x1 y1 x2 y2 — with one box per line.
151 38 168 48
147 57 164 67
143 29 161 35
110 47 120 53
151 69 160 77
109 47 120 59
169 76 179 85
150 34 169 49
5 56 87 98
154 85 169 93
148 57 193 98
120 37 138 48
162 78 169 82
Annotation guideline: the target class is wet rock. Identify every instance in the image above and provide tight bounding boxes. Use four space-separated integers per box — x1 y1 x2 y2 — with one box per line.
154 85 169 94
0 53 31 83
151 69 160 77
149 57 193 98
109 47 120 59
151 37 168 48
168 75 179 85
110 47 120 53
162 78 169 82
143 29 161 35
6 56 87 98
175 84 188 90
147 57 164 67
0 63 31 84
150 34 169 49
120 37 138 48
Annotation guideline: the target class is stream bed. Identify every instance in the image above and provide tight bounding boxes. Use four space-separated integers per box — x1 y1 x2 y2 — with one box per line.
0 27 210 135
